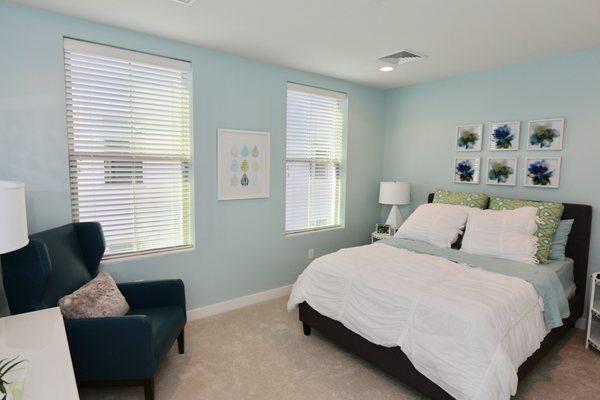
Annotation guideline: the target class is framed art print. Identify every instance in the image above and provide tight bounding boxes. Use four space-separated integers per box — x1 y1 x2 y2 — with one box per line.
375 223 392 235
455 124 483 151
218 129 270 200
453 157 480 184
527 118 564 150
486 157 517 186
489 121 520 151
524 157 561 188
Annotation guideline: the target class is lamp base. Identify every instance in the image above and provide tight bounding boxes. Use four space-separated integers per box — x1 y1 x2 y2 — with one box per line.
385 205 403 231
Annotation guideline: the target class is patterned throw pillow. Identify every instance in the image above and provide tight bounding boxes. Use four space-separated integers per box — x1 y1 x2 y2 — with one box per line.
432 189 489 209
488 196 564 264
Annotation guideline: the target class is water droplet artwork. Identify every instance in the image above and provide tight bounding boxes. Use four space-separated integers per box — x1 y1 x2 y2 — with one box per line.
218 129 270 200
241 173 249 186
241 145 250 157
240 159 249 173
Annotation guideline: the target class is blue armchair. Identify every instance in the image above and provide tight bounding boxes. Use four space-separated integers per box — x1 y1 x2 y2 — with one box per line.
0 222 186 400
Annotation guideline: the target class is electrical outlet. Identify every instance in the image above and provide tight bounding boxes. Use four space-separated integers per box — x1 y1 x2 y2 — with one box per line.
308 248 315 259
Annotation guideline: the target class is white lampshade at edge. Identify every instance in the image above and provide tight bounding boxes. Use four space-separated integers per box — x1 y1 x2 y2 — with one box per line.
0 181 29 254
379 182 410 205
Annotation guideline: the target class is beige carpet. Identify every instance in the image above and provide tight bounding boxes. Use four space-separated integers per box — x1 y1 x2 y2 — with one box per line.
80 297 600 400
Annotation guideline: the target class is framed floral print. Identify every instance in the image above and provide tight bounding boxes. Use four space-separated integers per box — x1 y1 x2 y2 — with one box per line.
453 157 480 184
486 157 517 186
489 121 520 151
455 124 483 151
527 118 564 150
524 157 561 188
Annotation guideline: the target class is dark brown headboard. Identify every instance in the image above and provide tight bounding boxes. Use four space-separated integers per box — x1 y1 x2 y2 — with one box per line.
427 193 592 301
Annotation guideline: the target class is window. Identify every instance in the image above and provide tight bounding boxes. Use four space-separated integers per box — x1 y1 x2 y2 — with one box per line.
64 38 192 258
285 82 346 234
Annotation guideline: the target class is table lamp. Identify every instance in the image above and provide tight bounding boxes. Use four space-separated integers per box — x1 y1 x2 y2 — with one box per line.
379 181 410 231
0 181 29 254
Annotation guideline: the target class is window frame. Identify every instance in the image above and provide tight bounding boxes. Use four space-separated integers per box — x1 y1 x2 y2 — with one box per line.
284 82 348 236
64 38 195 260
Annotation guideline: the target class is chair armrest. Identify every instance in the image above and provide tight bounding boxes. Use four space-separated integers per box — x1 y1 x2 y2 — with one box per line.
118 279 186 314
64 315 156 381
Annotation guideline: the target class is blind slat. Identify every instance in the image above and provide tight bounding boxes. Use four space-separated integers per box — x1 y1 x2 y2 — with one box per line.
65 39 192 257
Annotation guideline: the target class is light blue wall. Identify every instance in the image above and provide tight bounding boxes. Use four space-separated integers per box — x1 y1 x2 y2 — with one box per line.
0 2 386 311
383 48 600 305
3 1 598 317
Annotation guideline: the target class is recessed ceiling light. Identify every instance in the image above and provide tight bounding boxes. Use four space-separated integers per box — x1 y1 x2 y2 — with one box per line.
379 66 395 72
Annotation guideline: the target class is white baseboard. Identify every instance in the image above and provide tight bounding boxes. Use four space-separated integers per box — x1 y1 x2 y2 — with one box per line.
187 284 293 321
576 317 587 330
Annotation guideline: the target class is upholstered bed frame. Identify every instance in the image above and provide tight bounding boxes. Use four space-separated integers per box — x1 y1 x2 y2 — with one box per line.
298 194 592 400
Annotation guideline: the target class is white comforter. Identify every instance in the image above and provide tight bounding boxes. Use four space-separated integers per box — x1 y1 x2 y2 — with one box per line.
287 243 547 400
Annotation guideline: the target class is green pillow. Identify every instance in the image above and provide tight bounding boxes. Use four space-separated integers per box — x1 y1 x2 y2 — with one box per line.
433 189 489 209
549 219 574 261
488 196 564 264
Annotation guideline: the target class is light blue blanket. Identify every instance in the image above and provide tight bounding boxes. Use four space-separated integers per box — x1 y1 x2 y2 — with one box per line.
381 238 570 330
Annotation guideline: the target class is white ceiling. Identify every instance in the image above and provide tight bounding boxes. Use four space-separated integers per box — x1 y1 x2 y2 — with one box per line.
12 0 600 89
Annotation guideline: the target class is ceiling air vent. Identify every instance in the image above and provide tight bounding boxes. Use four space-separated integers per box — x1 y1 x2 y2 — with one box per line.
171 0 198 6
378 50 426 66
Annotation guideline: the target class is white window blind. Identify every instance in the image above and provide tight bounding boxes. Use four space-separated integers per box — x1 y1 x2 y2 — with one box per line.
64 38 192 258
285 82 346 234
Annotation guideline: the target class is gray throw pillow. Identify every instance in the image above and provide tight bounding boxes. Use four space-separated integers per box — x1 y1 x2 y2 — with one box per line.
58 272 129 319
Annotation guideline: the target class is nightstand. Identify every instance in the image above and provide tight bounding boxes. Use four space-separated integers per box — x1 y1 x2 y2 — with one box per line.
371 232 393 243
586 272 600 351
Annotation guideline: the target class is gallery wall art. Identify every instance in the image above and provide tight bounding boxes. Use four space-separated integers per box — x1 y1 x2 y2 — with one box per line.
455 124 483 151
527 118 564 150
486 157 517 186
453 157 480 184
524 157 561 188
452 117 564 188
489 121 520 151
218 129 270 200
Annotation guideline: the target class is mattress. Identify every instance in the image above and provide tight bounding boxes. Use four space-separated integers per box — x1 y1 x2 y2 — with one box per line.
544 257 576 299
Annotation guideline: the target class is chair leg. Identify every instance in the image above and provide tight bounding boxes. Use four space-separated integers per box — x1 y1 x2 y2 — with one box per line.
303 322 311 336
177 329 185 354
143 378 154 400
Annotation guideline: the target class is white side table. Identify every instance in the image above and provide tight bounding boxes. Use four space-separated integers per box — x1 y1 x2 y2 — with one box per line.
0 308 79 399
586 272 600 351
371 232 393 243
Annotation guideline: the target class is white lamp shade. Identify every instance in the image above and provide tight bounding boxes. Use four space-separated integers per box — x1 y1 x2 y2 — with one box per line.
0 181 29 254
379 181 410 205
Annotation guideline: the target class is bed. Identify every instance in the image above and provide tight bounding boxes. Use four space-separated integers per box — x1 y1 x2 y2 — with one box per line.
292 194 592 400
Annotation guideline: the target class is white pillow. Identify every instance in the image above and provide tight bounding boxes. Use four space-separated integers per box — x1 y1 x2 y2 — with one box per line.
394 203 471 248
461 207 539 264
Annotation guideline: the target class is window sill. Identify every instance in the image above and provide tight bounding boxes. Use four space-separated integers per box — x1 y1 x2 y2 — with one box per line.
285 225 345 237
100 245 194 265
